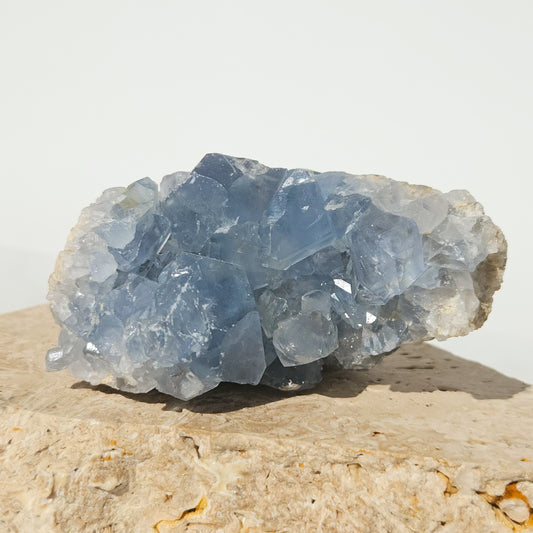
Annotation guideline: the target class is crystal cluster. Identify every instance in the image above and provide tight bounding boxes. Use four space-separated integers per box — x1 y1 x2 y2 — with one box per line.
47 154 506 399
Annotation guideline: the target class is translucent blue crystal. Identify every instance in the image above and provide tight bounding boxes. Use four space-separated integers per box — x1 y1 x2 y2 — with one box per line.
47 153 507 399
259 169 336 269
347 205 425 302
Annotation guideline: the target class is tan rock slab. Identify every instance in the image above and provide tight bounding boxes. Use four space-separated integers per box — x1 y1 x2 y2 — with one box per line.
0 305 532 532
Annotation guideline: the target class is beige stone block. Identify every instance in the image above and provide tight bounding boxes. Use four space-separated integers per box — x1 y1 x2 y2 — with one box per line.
0 305 531 532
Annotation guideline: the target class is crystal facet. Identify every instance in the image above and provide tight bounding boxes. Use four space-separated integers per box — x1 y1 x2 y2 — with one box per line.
47 153 507 399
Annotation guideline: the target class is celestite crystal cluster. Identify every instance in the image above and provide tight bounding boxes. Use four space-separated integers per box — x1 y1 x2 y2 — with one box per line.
47 154 506 399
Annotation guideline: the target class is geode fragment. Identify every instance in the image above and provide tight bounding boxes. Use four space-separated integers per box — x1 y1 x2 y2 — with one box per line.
47 154 507 399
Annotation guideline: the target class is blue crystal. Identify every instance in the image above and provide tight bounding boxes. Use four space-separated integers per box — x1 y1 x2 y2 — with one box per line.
162 173 229 253
259 169 336 269
47 153 506 399
347 205 425 302
192 153 286 223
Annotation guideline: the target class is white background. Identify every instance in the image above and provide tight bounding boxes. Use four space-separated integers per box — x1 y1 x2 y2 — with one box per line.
1 1 531 382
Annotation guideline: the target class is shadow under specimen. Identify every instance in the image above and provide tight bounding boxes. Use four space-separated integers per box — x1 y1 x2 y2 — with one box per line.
72 342 527 414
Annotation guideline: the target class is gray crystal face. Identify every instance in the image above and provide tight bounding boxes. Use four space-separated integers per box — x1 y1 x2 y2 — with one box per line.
47 153 507 400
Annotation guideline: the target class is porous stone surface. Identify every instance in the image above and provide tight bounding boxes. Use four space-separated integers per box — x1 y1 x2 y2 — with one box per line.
47 154 507 400
2 306 532 532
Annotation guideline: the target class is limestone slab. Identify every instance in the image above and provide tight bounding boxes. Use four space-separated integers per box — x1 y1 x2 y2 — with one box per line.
0 305 532 532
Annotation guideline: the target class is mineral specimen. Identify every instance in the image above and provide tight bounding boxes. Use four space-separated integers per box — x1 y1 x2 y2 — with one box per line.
47 154 507 399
